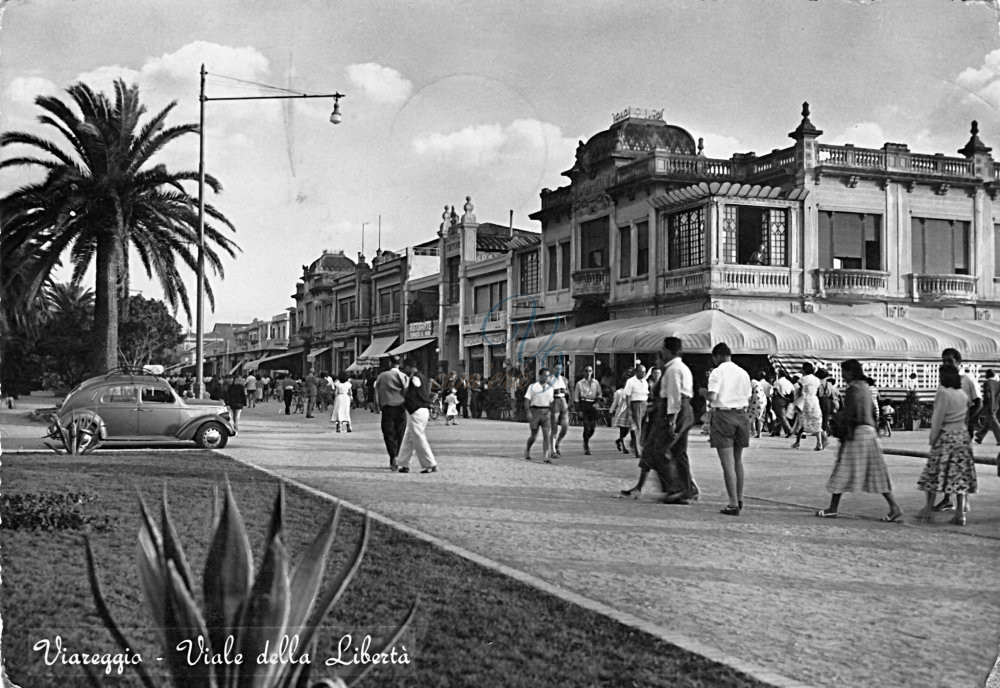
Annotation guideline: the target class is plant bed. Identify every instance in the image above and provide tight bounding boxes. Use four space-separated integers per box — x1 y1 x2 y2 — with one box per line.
2 452 769 688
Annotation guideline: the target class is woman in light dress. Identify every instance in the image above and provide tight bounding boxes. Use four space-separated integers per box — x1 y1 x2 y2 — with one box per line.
609 374 633 454
816 359 902 522
916 365 977 526
749 371 769 438
330 371 354 432
792 362 828 451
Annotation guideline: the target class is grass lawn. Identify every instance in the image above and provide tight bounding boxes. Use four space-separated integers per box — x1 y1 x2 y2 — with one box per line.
1 451 770 688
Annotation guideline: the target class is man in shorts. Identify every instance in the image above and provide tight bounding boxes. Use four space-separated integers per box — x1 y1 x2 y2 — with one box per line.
549 367 571 457
523 368 555 463
707 342 752 516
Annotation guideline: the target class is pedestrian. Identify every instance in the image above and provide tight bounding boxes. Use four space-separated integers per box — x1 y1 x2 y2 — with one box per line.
396 357 438 474
304 369 318 418
791 363 828 451
623 365 650 457
456 376 469 418
224 375 247 436
770 371 795 437
573 364 602 455
244 372 257 408
609 375 633 454
330 371 353 432
816 359 902 522
622 336 698 503
816 368 838 437
549 368 571 457
749 371 769 438
523 367 555 463
918 365 977 526
318 372 334 412
375 356 409 470
278 374 294 414
706 342 752 516
974 369 1000 444
444 388 459 425
933 348 981 512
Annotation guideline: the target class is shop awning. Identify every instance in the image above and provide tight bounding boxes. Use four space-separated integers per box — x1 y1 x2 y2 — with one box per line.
385 338 436 357
254 347 305 368
244 358 266 372
357 335 398 361
228 360 245 375
345 361 366 373
307 346 331 362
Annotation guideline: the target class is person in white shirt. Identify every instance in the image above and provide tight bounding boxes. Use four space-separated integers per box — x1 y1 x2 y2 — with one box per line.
244 373 257 408
573 365 603 455
770 372 795 437
549 370 571 457
706 342 753 516
623 365 650 458
523 368 555 463
621 337 698 502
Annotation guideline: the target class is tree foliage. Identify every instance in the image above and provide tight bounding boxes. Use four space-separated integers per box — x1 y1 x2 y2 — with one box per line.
118 294 185 367
0 79 239 374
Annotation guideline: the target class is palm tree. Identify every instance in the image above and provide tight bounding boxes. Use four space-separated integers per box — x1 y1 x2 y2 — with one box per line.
1 79 238 373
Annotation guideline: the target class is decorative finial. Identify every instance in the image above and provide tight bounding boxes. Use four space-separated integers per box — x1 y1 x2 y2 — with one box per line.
461 195 477 224
802 101 810 119
697 137 704 156
442 205 449 222
958 119 991 158
464 196 474 214
972 120 980 136
788 100 823 141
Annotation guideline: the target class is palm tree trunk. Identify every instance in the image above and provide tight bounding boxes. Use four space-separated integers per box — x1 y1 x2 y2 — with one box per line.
93 231 120 373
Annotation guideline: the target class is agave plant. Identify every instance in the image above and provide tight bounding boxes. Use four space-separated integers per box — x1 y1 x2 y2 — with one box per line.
45 409 106 455
84 482 416 687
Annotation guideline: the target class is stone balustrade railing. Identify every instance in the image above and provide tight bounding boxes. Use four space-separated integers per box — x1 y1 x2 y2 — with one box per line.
462 311 507 330
818 144 975 178
815 269 890 297
372 313 400 325
715 265 791 291
571 268 610 296
912 274 977 301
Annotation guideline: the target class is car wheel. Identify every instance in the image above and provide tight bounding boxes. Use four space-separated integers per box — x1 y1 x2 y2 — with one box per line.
195 421 228 449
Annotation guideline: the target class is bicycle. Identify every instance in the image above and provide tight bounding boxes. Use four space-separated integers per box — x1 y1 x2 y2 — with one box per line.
428 392 443 420
291 391 305 414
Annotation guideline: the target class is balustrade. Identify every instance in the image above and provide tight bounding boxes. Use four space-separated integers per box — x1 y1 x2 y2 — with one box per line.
815 269 890 297
912 274 977 301
372 313 400 325
462 311 507 330
716 266 791 291
571 268 610 296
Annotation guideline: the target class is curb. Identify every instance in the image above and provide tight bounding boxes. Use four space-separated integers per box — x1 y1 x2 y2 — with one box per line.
227 453 818 688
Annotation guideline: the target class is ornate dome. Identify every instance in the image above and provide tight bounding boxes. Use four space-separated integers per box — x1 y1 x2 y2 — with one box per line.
573 110 697 177
308 250 355 274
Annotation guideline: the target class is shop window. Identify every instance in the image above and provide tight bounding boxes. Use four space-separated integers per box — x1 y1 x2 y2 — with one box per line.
520 251 539 294
618 225 632 278
560 242 571 289
667 207 706 270
547 244 558 291
912 218 969 275
818 211 881 270
580 216 609 269
722 206 788 266
474 284 490 314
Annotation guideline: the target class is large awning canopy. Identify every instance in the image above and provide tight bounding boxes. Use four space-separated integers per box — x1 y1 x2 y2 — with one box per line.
357 335 398 362
254 347 305 368
307 346 331 362
385 338 436 357
520 309 1000 362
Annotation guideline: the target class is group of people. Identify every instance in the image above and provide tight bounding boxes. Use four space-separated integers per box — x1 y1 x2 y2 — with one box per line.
372 356 439 474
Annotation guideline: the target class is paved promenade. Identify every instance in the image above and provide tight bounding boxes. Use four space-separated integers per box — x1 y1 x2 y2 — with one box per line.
3 397 999 687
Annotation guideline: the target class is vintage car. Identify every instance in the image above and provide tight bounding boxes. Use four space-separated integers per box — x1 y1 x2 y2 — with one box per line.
48 371 235 449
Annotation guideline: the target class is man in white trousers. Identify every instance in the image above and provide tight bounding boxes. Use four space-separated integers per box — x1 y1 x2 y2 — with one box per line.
396 357 439 474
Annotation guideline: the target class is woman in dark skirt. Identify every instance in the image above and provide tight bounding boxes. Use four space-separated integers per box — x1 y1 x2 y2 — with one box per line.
224 374 248 436
816 359 902 522
917 365 977 526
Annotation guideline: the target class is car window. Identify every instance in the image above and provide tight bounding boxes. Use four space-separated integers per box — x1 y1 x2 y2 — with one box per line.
141 386 175 404
101 385 138 404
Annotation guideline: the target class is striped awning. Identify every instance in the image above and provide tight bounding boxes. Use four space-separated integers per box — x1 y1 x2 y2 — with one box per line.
307 346 331 362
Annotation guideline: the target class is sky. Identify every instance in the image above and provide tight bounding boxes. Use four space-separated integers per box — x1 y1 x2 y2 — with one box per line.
2 0 1000 329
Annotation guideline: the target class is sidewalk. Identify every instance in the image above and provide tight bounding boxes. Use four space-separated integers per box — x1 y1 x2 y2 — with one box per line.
4 398 999 687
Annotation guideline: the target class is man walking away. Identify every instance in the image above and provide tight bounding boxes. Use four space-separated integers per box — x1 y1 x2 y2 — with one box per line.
523 368 555 463
396 357 438 474
549 369 571 457
244 372 257 408
574 365 602 455
375 356 409 470
303 370 318 418
707 343 752 516
975 369 1000 445
770 372 795 437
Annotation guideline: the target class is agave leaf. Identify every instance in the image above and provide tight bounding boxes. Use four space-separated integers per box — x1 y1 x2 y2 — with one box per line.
84 537 159 688
266 484 285 545
209 484 220 534
287 508 340 634
203 479 254 671
282 637 318 688
294 514 371 655
137 521 168 638
346 599 418 688
161 483 195 593
232 534 291 688
163 560 218 688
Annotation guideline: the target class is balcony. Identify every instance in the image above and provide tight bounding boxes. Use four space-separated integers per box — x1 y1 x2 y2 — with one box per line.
372 313 401 326
815 269 890 298
817 144 976 179
572 268 610 297
911 274 977 303
658 265 793 296
308 275 337 295
463 310 507 332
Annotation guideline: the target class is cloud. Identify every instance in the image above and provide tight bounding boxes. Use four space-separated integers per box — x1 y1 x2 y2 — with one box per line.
346 63 412 104
956 49 1000 109
697 132 745 158
413 118 576 170
6 76 60 104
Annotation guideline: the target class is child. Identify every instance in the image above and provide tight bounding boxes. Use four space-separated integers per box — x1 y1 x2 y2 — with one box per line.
444 388 459 425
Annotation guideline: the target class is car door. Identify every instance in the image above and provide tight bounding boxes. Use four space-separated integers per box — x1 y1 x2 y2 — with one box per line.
138 384 182 439
96 384 139 438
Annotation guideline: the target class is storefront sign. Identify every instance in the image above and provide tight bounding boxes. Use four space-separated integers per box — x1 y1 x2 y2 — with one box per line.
409 320 433 338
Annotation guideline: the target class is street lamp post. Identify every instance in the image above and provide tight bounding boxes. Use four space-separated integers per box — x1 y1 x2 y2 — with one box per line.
195 64 344 397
